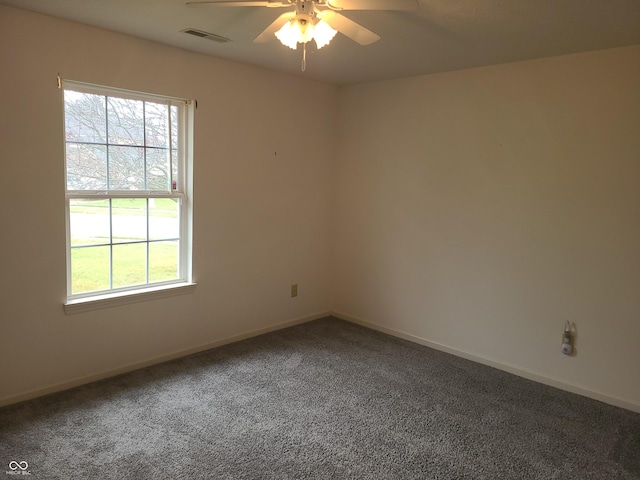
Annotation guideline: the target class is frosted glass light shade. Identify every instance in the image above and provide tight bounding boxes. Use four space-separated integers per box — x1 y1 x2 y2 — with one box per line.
313 20 337 49
275 20 300 49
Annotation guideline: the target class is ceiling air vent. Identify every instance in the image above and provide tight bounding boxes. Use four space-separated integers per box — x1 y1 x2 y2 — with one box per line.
181 28 232 43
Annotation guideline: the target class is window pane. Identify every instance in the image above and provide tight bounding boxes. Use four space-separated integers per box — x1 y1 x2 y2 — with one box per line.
109 146 144 190
145 102 169 148
64 91 106 144
66 143 107 190
147 148 170 190
108 97 144 146
171 106 179 150
70 199 110 246
149 198 179 241
170 104 179 191
71 246 110 294
112 198 147 244
171 149 179 190
149 241 179 282
112 243 147 288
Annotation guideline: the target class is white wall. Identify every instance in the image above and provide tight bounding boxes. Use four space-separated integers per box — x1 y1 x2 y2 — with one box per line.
332 46 640 410
0 7 336 404
2 6 638 412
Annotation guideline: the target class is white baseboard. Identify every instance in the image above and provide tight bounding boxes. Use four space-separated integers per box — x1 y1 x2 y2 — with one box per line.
332 311 640 414
0 311 330 408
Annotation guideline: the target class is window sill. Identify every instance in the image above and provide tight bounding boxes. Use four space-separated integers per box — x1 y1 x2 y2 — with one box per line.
64 282 196 314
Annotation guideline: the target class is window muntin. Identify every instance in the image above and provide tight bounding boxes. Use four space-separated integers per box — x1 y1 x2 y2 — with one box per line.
63 81 192 301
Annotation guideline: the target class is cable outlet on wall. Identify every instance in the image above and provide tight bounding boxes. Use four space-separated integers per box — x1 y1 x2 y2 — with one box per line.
291 284 298 298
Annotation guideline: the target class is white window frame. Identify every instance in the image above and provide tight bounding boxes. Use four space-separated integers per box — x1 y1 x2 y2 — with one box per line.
62 80 195 314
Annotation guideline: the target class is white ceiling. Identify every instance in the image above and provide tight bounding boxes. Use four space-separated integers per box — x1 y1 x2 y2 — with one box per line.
3 0 640 85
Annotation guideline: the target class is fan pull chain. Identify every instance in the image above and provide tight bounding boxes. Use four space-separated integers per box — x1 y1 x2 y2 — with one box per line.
301 42 307 72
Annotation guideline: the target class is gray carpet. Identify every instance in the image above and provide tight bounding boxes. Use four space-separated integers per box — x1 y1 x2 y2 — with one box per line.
1 317 639 479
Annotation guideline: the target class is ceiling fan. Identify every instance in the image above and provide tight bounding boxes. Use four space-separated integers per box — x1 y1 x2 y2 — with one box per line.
186 0 419 70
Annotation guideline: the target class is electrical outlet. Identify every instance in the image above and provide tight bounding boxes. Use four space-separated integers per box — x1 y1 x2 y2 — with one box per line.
291 284 298 297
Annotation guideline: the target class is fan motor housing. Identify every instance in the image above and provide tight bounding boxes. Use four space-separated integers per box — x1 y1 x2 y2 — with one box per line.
296 0 315 16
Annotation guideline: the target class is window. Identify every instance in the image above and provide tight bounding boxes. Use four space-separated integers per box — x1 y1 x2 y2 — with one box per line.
63 80 194 310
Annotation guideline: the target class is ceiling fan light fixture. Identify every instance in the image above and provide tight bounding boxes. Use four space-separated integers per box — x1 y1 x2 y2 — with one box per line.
275 14 337 50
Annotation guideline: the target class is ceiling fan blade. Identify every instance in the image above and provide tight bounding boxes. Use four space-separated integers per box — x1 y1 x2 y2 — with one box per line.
317 10 380 45
186 1 289 7
254 12 296 43
325 0 418 10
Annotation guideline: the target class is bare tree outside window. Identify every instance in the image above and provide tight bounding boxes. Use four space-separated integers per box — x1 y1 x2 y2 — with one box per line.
64 91 178 192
